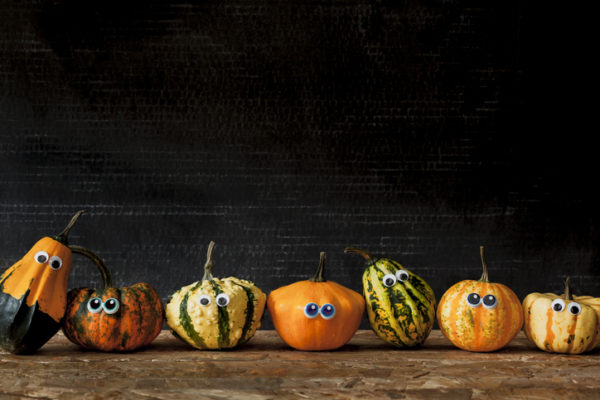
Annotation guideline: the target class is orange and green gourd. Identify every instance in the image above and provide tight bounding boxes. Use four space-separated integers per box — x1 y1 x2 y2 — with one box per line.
62 246 165 352
437 246 523 352
0 211 84 354
345 247 436 348
522 276 600 354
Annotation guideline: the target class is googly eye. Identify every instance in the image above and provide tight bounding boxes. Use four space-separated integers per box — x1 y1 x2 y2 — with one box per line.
382 274 397 287
320 303 336 319
34 251 49 264
216 293 230 307
102 298 120 314
568 302 581 315
482 294 497 309
395 270 409 282
87 297 103 313
466 293 482 308
551 299 565 312
304 302 319 318
48 255 63 270
198 294 212 306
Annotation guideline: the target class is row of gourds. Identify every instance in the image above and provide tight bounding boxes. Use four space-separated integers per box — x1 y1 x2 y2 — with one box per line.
1 211 598 355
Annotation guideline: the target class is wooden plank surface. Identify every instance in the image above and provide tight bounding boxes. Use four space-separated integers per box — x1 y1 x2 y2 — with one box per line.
1 330 599 399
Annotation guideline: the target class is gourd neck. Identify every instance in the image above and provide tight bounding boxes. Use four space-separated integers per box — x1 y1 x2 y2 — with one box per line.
69 245 113 288
344 247 376 265
202 241 216 281
479 246 490 283
309 252 327 282
564 276 572 301
52 210 85 245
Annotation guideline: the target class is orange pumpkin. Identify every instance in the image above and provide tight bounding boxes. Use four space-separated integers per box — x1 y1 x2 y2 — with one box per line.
267 252 365 351
436 246 523 352
62 246 165 352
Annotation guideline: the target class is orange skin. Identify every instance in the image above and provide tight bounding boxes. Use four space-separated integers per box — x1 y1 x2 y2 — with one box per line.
437 279 523 352
0 237 72 322
268 280 365 351
63 283 165 352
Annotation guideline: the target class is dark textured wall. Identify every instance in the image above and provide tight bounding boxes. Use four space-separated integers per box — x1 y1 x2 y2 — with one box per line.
1 0 597 329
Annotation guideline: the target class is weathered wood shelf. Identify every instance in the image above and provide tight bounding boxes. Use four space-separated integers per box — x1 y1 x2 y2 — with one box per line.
1 330 598 399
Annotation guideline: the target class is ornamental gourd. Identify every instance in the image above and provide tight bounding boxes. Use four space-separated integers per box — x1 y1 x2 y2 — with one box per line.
62 247 165 352
437 246 523 352
522 277 600 354
166 241 266 349
345 247 436 348
0 211 84 354
267 252 365 351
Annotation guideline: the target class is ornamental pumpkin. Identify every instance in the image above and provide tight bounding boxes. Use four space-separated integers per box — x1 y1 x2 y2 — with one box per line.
166 241 266 349
437 246 523 352
345 247 436 348
267 252 365 351
522 277 600 354
62 246 165 352
0 210 84 354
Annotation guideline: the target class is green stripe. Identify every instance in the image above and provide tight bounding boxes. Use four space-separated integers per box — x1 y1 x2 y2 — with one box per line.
178 282 206 348
210 280 230 348
234 283 255 345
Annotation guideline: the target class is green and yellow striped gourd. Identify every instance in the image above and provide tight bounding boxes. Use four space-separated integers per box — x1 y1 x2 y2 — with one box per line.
345 247 436 347
166 241 266 349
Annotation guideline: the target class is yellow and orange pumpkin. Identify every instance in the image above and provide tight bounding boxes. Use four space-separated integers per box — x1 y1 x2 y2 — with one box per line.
437 246 523 352
523 277 600 354
267 252 365 351
62 246 165 352
0 211 83 354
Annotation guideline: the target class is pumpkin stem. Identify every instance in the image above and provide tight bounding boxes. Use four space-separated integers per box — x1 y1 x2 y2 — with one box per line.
202 241 216 281
564 276 572 301
69 245 113 288
344 247 376 264
479 246 490 282
53 210 85 245
309 252 327 282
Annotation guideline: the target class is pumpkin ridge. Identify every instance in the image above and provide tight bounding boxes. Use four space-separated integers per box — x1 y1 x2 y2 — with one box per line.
233 282 255 345
368 267 409 345
179 282 206 348
566 314 578 353
497 285 514 348
363 270 405 346
387 283 421 343
210 280 230 348
544 307 555 350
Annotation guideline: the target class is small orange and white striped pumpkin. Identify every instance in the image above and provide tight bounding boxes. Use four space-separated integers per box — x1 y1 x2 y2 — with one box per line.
522 277 600 354
437 247 523 352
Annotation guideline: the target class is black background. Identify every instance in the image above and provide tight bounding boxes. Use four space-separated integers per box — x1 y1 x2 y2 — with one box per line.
1 0 597 329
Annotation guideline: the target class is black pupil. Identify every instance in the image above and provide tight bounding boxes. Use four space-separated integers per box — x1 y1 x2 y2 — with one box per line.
51 260 60 269
385 278 394 286
553 303 563 311
571 305 580 313
91 299 101 309
483 295 496 306
218 297 227 305
105 299 116 310
467 293 480 305
307 304 318 314
323 305 333 314
37 255 47 263
200 298 209 305
399 273 408 281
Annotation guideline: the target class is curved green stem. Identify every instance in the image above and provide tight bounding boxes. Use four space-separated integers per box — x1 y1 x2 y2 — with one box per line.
564 276 572 300
309 252 327 282
202 241 216 281
479 246 489 282
344 247 375 264
53 210 85 245
69 245 113 288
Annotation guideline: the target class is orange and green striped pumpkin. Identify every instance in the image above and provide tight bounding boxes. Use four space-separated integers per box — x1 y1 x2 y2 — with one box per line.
437 246 523 352
522 277 600 354
62 247 165 352
345 247 436 348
